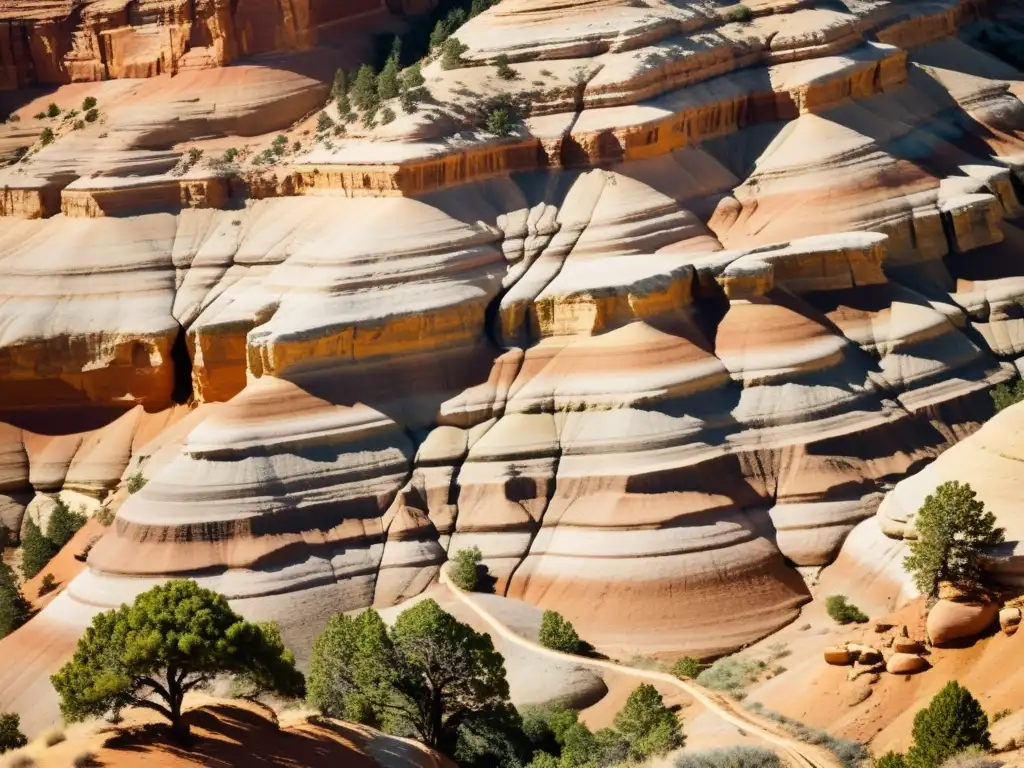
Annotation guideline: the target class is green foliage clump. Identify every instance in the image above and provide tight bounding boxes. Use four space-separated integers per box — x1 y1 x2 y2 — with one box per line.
430 7 467 49
672 657 704 679
495 54 518 81
47 499 86 550
400 88 421 114
380 107 396 125
51 579 303 742
441 37 469 70
697 656 766 697
877 752 909 768
0 560 31 639
223 147 239 163
402 62 425 90
306 598 513 755
46 103 60 118
990 380 1024 413
614 683 684 761
84 108 99 123
486 108 512 136
352 65 380 112
72 120 85 131
449 545 483 591
826 595 869 625
82 96 97 111
331 69 349 102
674 746 783 768
0 711 27 754
906 682 991 768
21 517 58 580
39 573 57 596
271 134 288 157
727 5 753 22
34 112 46 120
904 481 1004 598
378 54 401 101
316 111 335 134
39 128 54 146
538 610 581 654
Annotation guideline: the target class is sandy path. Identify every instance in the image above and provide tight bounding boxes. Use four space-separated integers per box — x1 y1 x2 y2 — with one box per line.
438 566 842 768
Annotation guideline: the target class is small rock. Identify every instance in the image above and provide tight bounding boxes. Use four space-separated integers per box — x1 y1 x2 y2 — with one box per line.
886 653 929 675
883 636 894 648
999 607 1021 636
873 621 894 633
825 646 854 665
894 639 924 654
849 644 883 665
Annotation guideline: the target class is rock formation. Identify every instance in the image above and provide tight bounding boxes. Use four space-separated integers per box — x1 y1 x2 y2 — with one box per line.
2 0 1024 732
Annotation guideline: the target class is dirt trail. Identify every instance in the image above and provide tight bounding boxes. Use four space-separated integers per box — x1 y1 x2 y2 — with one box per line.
439 566 842 768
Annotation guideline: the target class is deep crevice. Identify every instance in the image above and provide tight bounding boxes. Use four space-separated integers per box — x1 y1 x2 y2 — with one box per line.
170 325 194 404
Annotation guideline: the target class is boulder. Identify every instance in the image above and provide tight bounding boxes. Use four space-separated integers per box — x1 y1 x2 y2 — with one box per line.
849 644 883 665
927 600 998 646
1000 607 1021 636
886 653 929 675
873 621 894 633
894 639 924 654
824 646 855 665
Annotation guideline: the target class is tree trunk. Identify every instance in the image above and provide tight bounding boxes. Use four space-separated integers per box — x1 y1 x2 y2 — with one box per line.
168 674 191 744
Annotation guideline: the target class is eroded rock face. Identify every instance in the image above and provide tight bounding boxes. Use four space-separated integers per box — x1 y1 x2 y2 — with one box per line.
1 0 1024 678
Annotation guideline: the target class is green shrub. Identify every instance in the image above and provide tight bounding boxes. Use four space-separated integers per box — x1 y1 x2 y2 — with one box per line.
877 752 908 768
672 657 704 679
73 752 99 768
47 499 86 549
380 107 396 125
21 517 58 580
84 108 99 123
441 37 469 70
39 573 57 596
614 683 684 761
674 746 783 768
538 610 581 653
0 711 27 753
991 709 1011 722
82 96 97 111
46 103 60 118
449 546 482 590
937 749 1003 768
495 53 518 80
826 595 869 624
697 656 766 695
727 5 753 22
0 561 31 639
316 111 335 134
39 128 54 146
907 682 991 768
352 64 380 111
378 55 400 101
486 107 512 136
402 62 425 90
991 380 1024 413
34 112 46 120
43 729 65 746
72 120 85 130
223 147 239 163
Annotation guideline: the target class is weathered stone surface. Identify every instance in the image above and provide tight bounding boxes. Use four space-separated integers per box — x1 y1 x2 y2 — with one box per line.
886 652 929 675
927 600 999 646
1000 607 1021 635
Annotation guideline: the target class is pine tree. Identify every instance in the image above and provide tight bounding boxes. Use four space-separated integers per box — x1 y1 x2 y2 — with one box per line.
352 65 380 112
613 684 684 761
903 481 1005 598
331 68 348 102
906 682 990 768
538 610 581 653
401 61 425 90
378 55 400 101
21 517 58 580
0 561 31 639
0 712 27 754
46 499 86 549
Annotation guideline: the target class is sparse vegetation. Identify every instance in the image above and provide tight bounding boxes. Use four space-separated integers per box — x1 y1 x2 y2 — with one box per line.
697 655 767 697
0 712 28 753
272 134 288 157
316 111 335 134
674 746 783 768
937 749 1003 768
672 656 705 679
0 560 31 639
904 481 1004 599
46 103 60 118
826 595 869 624
20 517 58 580
82 96 97 111
52 580 303 743
39 127 54 146
538 610 581 653
486 107 512 136
223 147 240 163
72 120 85 131
745 705 868 768
441 37 469 70
992 709 1011 722
449 545 483 591
990 380 1024 412
727 4 753 22
73 752 99 768
187 147 203 166
39 573 57 596
495 53 518 80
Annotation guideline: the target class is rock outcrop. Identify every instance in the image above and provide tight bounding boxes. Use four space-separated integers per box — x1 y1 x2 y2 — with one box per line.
927 599 999 646
2 0 1024 716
